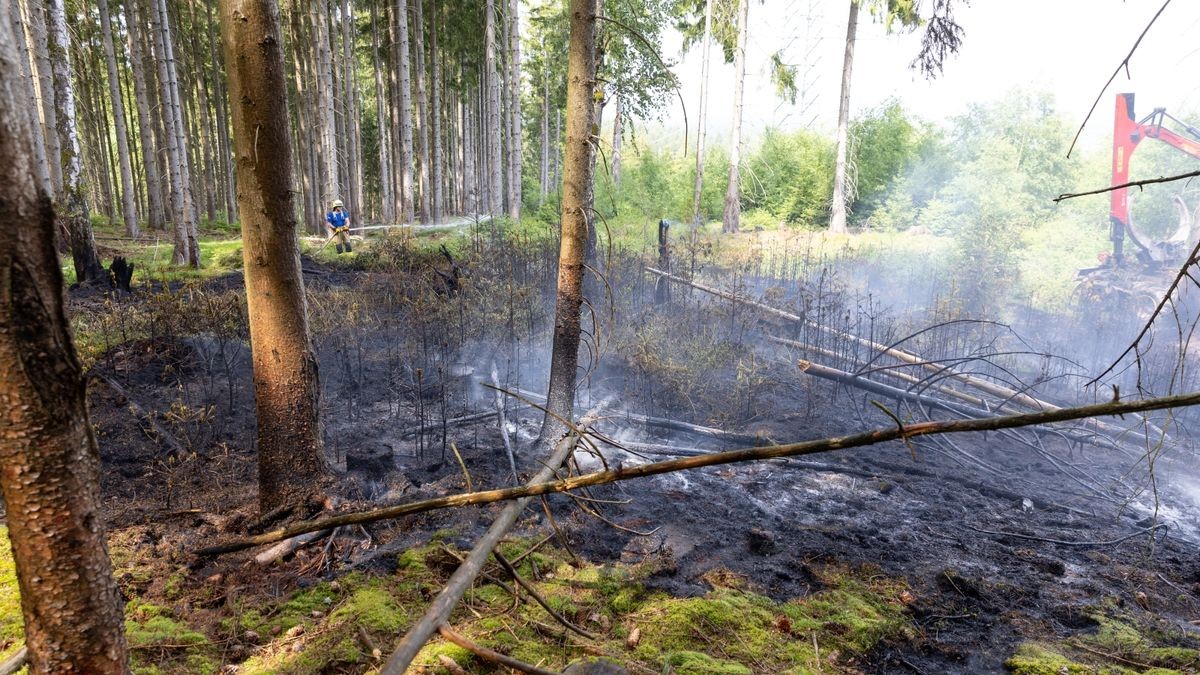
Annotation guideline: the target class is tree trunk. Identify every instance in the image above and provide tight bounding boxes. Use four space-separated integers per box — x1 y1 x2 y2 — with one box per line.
341 0 363 222
538 0 596 445
205 0 236 223
0 15 130 672
722 0 749 234
539 54 548 204
395 0 414 223
125 0 166 231
48 0 105 284
829 0 857 234
610 94 622 190
506 0 521 219
149 0 197 265
461 69 476 214
25 0 61 196
429 3 442 224
9 0 50 192
484 0 502 215
315 2 338 209
98 0 139 237
691 0 713 228
412 0 430 222
218 0 328 514
371 1 394 222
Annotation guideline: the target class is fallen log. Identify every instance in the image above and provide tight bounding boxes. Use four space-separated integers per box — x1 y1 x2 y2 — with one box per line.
254 529 331 566
392 405 532 440
380 399 614 674
0 647 27 675
194 389 1200 558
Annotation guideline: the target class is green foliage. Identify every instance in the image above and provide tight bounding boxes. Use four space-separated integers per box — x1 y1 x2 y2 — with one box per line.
743 128 835 227
849 99 920 222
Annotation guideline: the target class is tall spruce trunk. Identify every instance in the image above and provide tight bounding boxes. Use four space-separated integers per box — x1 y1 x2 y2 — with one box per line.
412 0 430 222
691 0 713 228
461 74 477 214
125 0 165 231
484 0 502 215
429 4 442 223
0 13 130 672
98 0 139 237
48 0 105 284
150 0 198 265
159 0 198 263
395 0 414 223
25 0 61 196
722 0 749 234
539 0 596 445
205 0 236 223
315 3 339 208
505 0 521 219
218 0 328 514
371 2 394 222
341 0 362 221
829 0 858 234
539 55 548 204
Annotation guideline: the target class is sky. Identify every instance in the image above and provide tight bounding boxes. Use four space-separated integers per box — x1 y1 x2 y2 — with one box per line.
650 0 1200 153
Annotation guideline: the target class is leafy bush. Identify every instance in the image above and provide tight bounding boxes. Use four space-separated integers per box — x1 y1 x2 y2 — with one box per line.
743 127 835 227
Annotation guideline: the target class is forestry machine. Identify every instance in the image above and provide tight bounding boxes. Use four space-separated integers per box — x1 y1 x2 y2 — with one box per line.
1074 93 1200 315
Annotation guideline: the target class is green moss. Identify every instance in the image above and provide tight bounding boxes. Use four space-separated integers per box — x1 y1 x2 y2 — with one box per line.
1006 643 1100 675
328 584 408 632
664 650 753 674
0 528 23 663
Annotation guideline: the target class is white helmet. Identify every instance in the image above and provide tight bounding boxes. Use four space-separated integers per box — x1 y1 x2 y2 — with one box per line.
331 199 344 209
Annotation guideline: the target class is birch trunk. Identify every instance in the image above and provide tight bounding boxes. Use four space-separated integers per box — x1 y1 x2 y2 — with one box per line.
0 13 130 671
218 0 328 514
539 0 596 445
829 0 857 234
98 0 139 237
691 0 713 228
48 0 105 284
610 94 622 190
722 0 749 234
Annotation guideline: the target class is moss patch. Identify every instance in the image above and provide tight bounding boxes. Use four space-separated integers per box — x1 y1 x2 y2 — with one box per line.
0 528 24 662
1007 610 1200 675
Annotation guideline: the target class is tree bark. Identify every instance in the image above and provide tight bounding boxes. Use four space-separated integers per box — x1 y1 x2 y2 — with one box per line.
538 0 596 445
0 13 130 671
314 1 339 209
341 0 363 222
610 94 622 190
149 0 198 265
505 0 521 219
484 0 502 215
98 0 139 237
48 0 106 284
829 0 858 234
539 51 549 204
394 0 414 223
412 0 430 222
125 0 166 231
371 1 394 222
8 0 50 192
219 0 329 514
429 2 442 224
24 0 61 196
722 0 749 234
691 0 713 228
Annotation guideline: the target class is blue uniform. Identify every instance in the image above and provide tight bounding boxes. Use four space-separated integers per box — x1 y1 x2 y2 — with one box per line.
326 210 348 229
326 209 352 253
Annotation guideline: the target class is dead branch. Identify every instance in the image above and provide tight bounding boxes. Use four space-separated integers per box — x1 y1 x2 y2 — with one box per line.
254 529 331 566
0 647 27 675
492 361 519 483
380 399 614 674
615 411 767 446
1055 169 1200 202
392 405 532 440
438 623 561 675
92 373 189 457
964 523 1165 547
195 389 1200 558
493 550 594 639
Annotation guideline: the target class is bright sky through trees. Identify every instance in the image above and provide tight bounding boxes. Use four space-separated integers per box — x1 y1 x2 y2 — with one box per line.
658 0 1200 151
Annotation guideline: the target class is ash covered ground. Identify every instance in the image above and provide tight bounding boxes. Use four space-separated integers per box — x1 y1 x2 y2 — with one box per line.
79 236 1200 673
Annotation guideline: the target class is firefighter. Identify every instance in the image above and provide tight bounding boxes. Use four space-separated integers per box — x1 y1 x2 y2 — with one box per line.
326 199 352 253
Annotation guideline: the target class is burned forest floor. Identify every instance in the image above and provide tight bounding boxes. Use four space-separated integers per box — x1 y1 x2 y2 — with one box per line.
18 227 1200 674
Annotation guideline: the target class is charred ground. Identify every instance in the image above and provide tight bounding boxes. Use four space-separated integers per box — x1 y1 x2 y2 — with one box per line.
60 229 1200 673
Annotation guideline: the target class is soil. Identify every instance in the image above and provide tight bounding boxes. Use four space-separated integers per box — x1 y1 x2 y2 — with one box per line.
73 248 1200 674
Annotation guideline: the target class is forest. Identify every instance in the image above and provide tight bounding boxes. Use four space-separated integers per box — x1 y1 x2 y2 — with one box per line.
4 0 1200 673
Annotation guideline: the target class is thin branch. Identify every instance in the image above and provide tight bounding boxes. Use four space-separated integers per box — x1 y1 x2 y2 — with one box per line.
1055 168 1200 202
965 523 1165 547
1065 0 1173 158
437 624 561 675
194 389 1200 557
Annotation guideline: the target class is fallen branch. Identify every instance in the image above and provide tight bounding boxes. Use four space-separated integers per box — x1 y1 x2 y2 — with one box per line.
493 362 519 483
438 623 561 675
379 400 614 674
195 389 1200 558
255 529 331 566
392 405 532 440
493 550 594 639
0 647 27 675
964 522 1165 547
